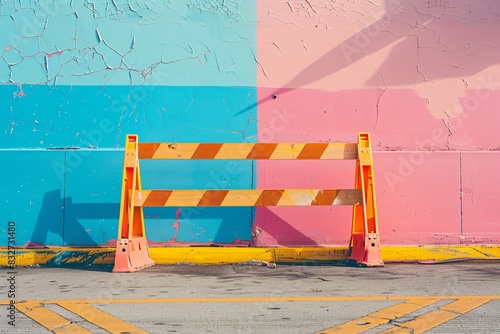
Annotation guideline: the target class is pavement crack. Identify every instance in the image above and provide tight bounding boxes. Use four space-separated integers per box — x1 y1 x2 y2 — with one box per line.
316 277 330 282
442 308 462 316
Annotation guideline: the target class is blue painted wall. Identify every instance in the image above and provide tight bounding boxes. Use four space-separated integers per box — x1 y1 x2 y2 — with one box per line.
0 1 257 246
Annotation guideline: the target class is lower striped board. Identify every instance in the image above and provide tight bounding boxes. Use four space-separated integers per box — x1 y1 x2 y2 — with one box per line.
133 189 362 207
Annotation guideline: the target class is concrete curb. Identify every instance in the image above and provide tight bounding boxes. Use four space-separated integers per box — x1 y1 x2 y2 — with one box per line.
1 245 500 267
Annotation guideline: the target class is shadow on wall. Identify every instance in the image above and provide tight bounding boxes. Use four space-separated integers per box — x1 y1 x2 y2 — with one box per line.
240 0 500 114
144 206 254 245
285 0 500 88
155 207 323 246
30 190 120 247
31 191 331 247
32 190 255 247
253 207 318 246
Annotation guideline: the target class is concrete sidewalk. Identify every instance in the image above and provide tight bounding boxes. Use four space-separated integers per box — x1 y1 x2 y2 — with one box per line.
2 263 500 333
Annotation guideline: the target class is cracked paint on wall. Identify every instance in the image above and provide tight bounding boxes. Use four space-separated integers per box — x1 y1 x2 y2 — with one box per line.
1 0 255 86
1 0 499 247
258 0 500 117
0 0 257 246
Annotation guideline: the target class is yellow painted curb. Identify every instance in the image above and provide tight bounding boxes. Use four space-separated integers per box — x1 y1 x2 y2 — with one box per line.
149 247 276 265
0 245 499 267
381 245 500 262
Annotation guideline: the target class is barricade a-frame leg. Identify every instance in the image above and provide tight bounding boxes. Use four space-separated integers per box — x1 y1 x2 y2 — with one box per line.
113 135 154 273
348 132 384 267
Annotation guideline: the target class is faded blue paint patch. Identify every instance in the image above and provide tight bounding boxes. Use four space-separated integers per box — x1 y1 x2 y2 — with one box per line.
1 0 256 86
0 150 65 246
0 85 257 148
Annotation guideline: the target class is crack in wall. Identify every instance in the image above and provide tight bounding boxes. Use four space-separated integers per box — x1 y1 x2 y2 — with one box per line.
260 0 500 133
1 0 257 149
0 0 254 89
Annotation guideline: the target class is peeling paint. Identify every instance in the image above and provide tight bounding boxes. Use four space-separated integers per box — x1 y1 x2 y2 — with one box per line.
169 208 182 242
0 0 256 86
258 0 500 118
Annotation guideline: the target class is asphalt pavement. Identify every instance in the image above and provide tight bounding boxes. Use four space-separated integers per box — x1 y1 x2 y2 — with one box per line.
1 262 500 333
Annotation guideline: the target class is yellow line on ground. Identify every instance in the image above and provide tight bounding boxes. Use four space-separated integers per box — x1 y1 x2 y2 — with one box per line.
16 301 91 333
316 298 440 333
380 297 492 333
48 296 389 304
2 296 500 306
1 295 493 305
53 324 93 334
58 302 148 334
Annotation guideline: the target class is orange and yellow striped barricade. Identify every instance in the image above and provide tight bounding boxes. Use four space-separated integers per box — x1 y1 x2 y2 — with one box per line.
112 133 383 272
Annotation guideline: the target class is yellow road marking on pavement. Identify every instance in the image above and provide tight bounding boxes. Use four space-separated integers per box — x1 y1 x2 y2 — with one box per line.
10 296 498 334
316 298 439 333
1 295 499 305
45 295 500 304
58 302 148 334
53 324 93 334
380 297 492 333
49 296 389 304
16 301 91 333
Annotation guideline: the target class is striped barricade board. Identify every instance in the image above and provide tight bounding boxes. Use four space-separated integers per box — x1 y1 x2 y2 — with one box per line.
113 133 383 272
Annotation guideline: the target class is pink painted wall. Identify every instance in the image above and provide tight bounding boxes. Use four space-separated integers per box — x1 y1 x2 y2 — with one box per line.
253 0 500 245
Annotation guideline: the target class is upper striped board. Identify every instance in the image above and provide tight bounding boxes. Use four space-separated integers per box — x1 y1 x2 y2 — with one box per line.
138 143 358 160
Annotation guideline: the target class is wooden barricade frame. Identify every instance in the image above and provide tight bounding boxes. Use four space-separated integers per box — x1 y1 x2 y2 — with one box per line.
112 132 383 272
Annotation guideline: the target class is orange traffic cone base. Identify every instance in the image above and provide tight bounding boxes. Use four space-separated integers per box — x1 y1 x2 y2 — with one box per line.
347 233 384 267
113 237 154 273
